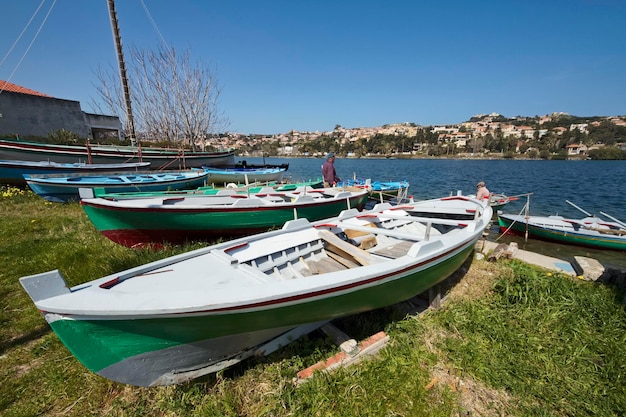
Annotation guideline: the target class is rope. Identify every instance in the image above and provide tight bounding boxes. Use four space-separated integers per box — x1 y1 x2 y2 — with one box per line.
139 0 168 48
494 202 529 241
0 0 46 68
0 0 57 95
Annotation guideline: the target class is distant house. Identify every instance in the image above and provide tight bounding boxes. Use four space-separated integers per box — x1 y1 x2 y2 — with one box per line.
610 118 626 127
566 143 588 155
569 123 589 134
0 80 121 139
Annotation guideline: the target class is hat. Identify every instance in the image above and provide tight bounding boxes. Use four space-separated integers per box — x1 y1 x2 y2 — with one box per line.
326 152 335 160
476 181 485 187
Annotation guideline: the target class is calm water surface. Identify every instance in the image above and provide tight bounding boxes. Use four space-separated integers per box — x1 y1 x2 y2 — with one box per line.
242 157 626 268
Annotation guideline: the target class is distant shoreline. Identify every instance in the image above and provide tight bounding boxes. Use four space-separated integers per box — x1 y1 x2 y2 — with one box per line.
238 154 588 161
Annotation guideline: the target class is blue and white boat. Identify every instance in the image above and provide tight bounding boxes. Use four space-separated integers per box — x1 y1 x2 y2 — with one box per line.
0 159 150 186
23 170 209 203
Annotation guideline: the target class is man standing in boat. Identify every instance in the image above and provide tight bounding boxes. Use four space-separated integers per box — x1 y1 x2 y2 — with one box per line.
322 152 341 187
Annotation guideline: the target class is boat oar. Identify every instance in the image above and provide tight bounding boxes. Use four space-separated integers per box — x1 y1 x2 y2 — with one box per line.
505 192 534 199
600 211 626 229
565 200 593 217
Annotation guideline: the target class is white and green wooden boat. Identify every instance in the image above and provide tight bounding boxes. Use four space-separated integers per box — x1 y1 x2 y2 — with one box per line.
20 195 492 386
86 177 325 199
498 212 626 251
79 186 370 247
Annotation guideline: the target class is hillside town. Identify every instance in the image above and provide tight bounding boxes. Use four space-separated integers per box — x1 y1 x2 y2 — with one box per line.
1 78 624 160
208 112 626 160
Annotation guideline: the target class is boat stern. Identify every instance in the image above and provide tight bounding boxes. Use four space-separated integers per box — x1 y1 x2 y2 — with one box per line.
20 270 71 303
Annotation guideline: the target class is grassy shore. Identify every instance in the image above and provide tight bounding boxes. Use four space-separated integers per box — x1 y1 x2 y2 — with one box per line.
1 186 625 417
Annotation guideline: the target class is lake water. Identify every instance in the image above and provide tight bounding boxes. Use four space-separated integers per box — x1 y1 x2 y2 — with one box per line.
240 156 626 269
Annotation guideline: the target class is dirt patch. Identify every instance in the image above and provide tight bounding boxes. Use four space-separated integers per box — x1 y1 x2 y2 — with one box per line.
420 326 514 416
444 258 511 304
420 253 516 415
427 362 513 416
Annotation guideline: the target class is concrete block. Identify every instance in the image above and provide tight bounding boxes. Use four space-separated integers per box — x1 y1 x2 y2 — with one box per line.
573 256 605 282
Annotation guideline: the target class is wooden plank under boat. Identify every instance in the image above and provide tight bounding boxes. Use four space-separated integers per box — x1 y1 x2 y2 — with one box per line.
20 195 492 386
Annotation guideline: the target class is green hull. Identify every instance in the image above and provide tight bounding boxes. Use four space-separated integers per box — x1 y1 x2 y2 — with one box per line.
82 193 369 247
498 216 626 251
90 179 325 199
47 243 474 385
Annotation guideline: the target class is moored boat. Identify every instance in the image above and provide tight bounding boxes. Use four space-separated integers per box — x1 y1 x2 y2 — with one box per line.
202 165 287 185
273 177 323 191
467 192 518 211
0 138 235 169
0 159 150 186
498 212 626 251
24 170 209 203
338 178 410 202
488 193 516 210
20 195 492 386
80 186 370 247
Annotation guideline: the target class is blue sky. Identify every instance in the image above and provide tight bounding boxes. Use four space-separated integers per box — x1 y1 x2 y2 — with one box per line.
1 0 625 134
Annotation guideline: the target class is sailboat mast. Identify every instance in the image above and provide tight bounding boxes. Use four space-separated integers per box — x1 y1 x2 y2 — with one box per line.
107 0 137 147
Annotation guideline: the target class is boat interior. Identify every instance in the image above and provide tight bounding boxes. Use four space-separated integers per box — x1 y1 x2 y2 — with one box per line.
222 205 479 281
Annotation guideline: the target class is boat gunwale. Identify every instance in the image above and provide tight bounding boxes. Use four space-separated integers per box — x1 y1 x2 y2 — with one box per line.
34 199 491 318
79 190 369 213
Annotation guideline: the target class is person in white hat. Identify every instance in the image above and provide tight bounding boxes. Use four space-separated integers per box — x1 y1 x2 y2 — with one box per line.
322 152 340 187
476 181 490 201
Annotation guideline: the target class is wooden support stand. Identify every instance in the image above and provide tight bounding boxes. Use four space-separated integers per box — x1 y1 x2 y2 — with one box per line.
428 284 442 309
295 323 389 384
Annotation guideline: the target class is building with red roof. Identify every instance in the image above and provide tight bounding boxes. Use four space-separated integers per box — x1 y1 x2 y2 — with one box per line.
0 80 52 98
0 80 120 140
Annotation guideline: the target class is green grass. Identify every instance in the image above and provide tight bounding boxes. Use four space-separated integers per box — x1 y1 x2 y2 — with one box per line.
1 186 625 416
434 261 626 416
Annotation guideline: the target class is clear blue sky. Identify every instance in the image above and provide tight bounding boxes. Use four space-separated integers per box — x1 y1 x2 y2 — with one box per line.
1 0 625 134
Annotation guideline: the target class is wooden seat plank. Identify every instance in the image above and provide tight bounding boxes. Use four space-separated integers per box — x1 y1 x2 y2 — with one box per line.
318 230 375 266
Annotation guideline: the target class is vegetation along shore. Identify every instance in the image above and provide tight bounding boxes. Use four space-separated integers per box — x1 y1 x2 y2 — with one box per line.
2 187 625 416
4 112 626 161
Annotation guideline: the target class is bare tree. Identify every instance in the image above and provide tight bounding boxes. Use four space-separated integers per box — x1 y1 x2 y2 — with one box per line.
91 45 228 150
